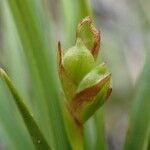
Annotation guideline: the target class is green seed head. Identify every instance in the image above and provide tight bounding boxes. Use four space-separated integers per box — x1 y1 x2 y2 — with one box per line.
58 16 112 124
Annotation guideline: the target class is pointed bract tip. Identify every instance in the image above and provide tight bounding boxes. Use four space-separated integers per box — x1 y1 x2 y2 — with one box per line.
106 88 112 99
0 68 6 77
57 41 62 66
58 41 61 48
104 73 112 82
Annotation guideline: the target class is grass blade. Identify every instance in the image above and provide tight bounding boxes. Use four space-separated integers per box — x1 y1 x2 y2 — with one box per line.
124 51 150 150
95 108 107 150
0 81 34 150
0 69 50 150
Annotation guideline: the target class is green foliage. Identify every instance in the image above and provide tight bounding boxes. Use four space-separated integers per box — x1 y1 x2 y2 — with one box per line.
124 51 150 150
0 0 149 150
0 69 50 150
4 0 71 149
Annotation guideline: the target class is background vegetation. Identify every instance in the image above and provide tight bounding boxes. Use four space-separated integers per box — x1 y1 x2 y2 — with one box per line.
0 0 149 150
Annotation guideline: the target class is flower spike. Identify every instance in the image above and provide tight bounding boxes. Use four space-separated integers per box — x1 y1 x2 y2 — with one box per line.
58 16 112 124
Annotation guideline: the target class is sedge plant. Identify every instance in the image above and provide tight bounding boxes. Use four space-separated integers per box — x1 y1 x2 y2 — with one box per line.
0 0 150 150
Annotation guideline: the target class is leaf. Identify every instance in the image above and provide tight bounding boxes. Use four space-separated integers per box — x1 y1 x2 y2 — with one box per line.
0 68 50 150
94 109 107 150
124 51 150 150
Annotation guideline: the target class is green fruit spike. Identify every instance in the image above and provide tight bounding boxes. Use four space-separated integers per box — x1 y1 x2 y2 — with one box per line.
69 63 112 123
58 17 101 102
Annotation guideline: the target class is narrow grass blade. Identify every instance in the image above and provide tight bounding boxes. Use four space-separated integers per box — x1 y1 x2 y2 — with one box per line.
0 81 34 150
94 108 107 150
124 51 150 150
83 117 97 150
0 69 50 150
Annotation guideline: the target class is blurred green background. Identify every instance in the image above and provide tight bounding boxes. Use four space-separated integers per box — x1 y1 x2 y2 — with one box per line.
0 0 149 150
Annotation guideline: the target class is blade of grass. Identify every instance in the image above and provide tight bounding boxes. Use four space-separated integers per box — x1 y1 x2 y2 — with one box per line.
83 109 107 150
0 68 50 150
124 1 150 149
83 117 97 150
0 126 15 150
94 108 107 150
0 81 34 150
6 0 71 149
124 51 150 150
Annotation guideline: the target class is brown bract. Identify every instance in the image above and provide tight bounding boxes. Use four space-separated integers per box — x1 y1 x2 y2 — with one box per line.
57 41 64 72
69 74 111 122
76 16 100 59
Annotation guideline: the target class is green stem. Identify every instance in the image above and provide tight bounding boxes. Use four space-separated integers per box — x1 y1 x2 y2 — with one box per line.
95 108 107 150
0 69 50 150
